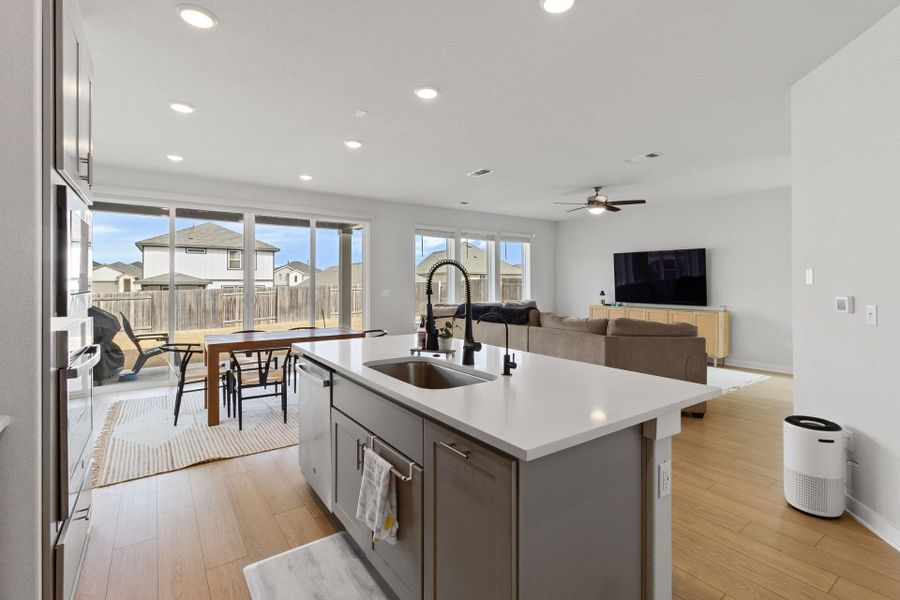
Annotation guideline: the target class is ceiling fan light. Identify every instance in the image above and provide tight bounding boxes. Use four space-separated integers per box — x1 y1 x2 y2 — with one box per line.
588 206 606 215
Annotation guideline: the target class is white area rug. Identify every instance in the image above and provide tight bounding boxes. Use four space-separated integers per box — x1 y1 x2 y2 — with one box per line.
707 367 769 394
91 389 298 487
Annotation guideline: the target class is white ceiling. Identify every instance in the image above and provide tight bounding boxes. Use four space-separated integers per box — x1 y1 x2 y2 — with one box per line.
81 0 900 220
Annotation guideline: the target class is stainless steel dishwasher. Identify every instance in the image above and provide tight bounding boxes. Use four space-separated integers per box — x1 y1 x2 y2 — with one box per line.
295 358 333 508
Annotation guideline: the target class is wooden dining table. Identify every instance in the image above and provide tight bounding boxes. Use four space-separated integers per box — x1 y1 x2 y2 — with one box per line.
203 327 366 426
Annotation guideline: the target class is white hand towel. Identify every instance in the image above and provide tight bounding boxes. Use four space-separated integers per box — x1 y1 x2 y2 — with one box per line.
356 447 399 545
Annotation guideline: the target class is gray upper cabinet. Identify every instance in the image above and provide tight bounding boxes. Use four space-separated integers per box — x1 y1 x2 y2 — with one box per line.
423 421 517 600
56 0 93 201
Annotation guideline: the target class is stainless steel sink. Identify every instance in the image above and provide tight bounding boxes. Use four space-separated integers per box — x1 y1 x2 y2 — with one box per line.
364 358 493 389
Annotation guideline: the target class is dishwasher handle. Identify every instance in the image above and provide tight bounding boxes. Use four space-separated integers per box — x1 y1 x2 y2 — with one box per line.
65 344 101 379
296 362 331 387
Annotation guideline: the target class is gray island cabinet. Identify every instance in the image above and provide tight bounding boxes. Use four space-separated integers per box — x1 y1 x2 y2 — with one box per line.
295 335 720 600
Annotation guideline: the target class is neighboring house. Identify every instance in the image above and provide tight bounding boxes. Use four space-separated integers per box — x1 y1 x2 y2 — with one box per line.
275 260 313 286
135 222 280 290
415 242 522 284
93 261 142 293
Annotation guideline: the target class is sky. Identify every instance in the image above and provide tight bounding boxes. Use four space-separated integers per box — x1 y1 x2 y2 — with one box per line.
92 212 362 268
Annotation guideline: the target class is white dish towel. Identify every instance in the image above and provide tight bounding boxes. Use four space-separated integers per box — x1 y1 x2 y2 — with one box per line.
356 447 399 545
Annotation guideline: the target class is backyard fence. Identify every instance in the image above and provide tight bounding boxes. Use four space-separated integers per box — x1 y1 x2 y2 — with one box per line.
93 285 363 332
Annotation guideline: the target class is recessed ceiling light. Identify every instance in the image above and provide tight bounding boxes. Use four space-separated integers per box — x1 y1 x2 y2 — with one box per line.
414 86 440 100
167 154 184 162
343 140 362 149
540 0 574 14
177 4 218 29
354 109 369 118
459 201 469 205
466 168 492 177
299 174 312 181
169 101 196 114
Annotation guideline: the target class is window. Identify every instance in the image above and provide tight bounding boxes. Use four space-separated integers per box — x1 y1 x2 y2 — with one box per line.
122 278 131 292
185 247 207 254
316 221 365 329
499 237 532 301
227 249 242 270
415 229 456 319
253 215 312 330
460 234 493 304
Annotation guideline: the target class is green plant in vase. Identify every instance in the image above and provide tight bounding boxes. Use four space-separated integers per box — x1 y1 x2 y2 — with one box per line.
437 319 454 351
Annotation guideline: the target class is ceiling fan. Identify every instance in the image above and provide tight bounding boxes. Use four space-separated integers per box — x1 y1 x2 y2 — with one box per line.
555 187 647 215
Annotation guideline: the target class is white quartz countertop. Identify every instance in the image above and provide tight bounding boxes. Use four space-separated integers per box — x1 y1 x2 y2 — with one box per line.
295 335 720 461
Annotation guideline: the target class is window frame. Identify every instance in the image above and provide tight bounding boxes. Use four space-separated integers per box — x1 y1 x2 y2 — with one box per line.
227 249 242 270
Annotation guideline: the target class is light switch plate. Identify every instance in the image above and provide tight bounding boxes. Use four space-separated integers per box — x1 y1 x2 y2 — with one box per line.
658 460 671 498
866 304 877 326
380 289 390 297
805 267 814 286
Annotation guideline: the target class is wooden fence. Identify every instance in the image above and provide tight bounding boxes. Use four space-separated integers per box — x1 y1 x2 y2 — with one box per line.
414 278 523 317
93 285 363 332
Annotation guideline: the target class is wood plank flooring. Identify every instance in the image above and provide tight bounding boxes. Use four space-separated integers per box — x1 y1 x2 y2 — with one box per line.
76 371 900 599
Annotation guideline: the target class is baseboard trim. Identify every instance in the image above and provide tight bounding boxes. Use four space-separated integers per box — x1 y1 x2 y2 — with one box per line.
723 359 793 375
845 494 900 552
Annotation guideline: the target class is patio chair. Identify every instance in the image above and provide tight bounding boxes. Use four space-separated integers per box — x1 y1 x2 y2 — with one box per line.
227 346 292 430
118 312 169 381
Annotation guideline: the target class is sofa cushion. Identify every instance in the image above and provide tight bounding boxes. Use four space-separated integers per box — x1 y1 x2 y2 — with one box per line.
540 312 608 335
607 318 697 337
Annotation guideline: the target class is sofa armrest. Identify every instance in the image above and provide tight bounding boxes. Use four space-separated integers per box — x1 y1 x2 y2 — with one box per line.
603 336 707 384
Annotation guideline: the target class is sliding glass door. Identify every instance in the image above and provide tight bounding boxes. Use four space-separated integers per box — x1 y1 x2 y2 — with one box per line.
315 221 364 329
171 208 245 344
254 215 313 330
91 202 172 386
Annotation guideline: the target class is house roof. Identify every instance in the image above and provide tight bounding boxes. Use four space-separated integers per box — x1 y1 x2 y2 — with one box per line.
134 272 212 286
135 222 279 252
301 263 363 287
415 243 521 280
93 261 142 279
275 260 314 275
108 261 142 278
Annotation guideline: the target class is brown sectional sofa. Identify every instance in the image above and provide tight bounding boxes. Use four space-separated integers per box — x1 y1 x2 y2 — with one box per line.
434 303 709 416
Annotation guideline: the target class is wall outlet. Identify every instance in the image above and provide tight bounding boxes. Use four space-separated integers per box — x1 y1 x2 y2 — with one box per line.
785 340 793 351
866 304 877 326
805 267 814 286
658 460 672 498
380 289 390 297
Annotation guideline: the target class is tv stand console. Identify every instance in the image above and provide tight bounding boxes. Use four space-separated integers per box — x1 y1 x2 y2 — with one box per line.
589 305 730 366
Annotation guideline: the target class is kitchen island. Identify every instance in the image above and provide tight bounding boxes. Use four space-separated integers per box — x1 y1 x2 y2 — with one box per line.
293 334 720 600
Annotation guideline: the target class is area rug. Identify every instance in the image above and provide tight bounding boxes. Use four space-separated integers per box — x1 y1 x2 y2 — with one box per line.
707 367 769 394
91 390 298 487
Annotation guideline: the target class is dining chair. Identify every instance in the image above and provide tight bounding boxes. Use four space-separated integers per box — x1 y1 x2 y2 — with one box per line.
227 346 292 430
160 343 223 426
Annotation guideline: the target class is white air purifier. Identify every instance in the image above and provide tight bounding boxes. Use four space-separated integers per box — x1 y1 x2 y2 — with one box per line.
783 415 845 518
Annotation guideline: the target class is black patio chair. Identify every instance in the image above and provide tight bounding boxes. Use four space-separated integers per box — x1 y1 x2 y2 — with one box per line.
118 312 169 380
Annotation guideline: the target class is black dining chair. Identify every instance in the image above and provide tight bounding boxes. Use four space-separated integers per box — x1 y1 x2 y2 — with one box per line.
159 343 221 426
227 346 292 430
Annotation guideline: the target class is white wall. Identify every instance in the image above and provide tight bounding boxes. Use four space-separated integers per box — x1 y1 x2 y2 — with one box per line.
792 5 900 547
95 166 557 336
143 247 275 287
554 190 793 372
0 0 42 596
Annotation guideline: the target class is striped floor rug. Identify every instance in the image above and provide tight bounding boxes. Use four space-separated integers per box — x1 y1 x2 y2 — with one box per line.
91 390 298 487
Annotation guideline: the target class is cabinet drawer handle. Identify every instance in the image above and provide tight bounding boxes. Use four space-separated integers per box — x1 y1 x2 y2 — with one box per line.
356 439 364 470
439 441 470 460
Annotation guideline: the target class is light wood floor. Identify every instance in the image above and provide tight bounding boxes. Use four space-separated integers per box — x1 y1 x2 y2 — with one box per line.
76 372 900 600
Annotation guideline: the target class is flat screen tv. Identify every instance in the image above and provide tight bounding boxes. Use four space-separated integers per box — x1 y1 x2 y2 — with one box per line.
613 248 707 306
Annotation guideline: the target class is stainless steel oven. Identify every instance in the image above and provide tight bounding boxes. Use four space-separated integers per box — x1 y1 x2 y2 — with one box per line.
49 179 96 600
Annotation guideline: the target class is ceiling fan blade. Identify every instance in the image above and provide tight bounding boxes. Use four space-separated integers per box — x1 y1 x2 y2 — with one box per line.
607 199 646 206
566 206 588 213
553 201 589 205
604 205 621 212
